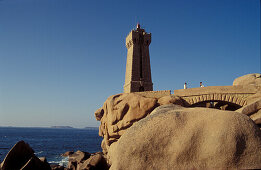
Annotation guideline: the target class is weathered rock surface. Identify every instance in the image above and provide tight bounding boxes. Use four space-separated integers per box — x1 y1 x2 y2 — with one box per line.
78 152 109 170
1 140 35 170
233 73 261 86
245 91 261 104
157 95 184 106
0 140 51 170
69 150 91 164
95 93 158 153
39 157 52 170
108 104 261 169
66 151 109 170
21 156 51 170
236 99 261 116
61 151 74 157
95 93 185 153
250 110 261 125
67 150 90 169
236 99 261 127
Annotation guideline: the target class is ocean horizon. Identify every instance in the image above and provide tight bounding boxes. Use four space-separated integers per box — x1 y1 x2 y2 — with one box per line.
0 127 102 166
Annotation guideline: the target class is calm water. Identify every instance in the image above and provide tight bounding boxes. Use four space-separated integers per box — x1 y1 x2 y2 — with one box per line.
0 127 102 166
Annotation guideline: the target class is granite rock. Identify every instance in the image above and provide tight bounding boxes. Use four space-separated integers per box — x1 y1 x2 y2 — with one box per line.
108 104 261 169
0 141 51 170
1 141 35 170
95 93 158 153
233 73 261 86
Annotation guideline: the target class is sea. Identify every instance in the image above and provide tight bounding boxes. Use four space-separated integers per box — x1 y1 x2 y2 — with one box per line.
0 127 102 166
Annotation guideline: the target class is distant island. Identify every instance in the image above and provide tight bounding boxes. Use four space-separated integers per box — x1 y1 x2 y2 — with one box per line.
84 127 99 130
49 126 99 129
50 126 74 129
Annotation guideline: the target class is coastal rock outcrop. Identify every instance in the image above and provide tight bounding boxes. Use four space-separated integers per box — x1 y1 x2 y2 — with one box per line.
78 152 109 170
108 104 261 169
0 142 109 170
0 140 51 170
236 99 261 128
233 73 261 127
21 156 51 170
0 141 34 170
95 74 261 167
245 91 261 104
95 93 157 153
233 73 261 86
67 150 91 169
95 93 185 153
65 151 109 170
236 99 261 116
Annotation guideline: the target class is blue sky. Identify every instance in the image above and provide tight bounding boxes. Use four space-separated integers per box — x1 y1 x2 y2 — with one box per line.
0 0 260 128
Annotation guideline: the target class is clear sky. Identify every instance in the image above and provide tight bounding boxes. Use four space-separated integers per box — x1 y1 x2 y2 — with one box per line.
0 0 260 128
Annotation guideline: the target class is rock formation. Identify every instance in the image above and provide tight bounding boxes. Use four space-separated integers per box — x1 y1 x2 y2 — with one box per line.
94 73 261 168
108 104 261 169
64 151 109 170
0 141 51 170
236 98 261 128
95 93 184 153
2 74 261 169
233 73 261 128
0 142 109 170
233 73 261 86
67 150 91 169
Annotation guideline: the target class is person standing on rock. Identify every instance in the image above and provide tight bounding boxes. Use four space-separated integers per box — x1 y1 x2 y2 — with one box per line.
200 82 204 87
184 82 187 89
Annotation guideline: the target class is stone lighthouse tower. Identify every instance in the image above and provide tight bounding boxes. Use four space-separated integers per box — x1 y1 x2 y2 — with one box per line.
124 24 153 93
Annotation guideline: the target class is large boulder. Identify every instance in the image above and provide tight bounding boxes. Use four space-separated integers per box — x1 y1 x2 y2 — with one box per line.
236 99 261 116
108 104 261 169
68 150 90 163
21 156 51 170
1 141 35 170
67 150 91 169
157 95 184 106
236 99 261 127
0 140 51 170
233 73 261 86
95 93 185 153
66 151 109 170
78 152 109 170
95 93 158 153
245 91 261 104
250 110 261 125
